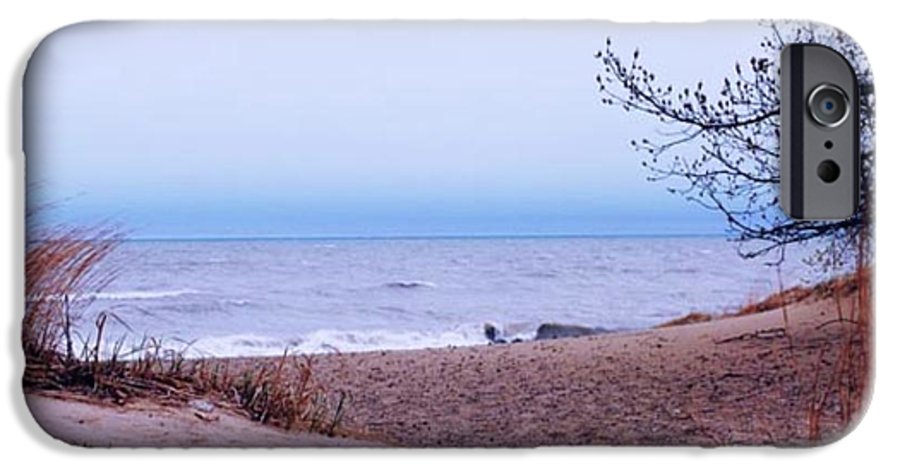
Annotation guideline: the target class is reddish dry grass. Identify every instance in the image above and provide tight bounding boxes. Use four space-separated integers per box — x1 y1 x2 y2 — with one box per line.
24 227 120 361
656 312 713 328
734 285 817 316
806 262 871 441
658 269 870 329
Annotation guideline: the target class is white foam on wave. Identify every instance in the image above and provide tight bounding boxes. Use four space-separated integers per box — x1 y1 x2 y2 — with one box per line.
89 289 200 301
185 325 486 358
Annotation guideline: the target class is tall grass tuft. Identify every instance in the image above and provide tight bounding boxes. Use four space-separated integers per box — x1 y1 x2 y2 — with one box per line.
806 242 872 442
23 225 349 437
23 227 120 362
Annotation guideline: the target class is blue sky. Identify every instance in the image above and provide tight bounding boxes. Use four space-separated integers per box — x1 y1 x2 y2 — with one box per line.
26 22 764 238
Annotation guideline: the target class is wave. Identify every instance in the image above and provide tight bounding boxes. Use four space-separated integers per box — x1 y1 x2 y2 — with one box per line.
185 326 486 358
663 267 700 274
179 320 621 358
521 270 558 279
225 299 252 307
383 280 437 289
89 289 200 301
97 319 621 359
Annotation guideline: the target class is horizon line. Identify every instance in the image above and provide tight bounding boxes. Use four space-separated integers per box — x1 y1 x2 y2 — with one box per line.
121 231 729 242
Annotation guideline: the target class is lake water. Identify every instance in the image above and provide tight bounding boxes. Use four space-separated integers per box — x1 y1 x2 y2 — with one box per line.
83 236 818 357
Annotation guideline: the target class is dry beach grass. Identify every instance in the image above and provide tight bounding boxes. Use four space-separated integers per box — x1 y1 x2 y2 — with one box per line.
23 229 354 445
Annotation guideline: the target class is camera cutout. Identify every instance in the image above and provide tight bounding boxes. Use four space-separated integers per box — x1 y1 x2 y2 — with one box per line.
808 84 850 128
817 160 841 183
780 44 859 220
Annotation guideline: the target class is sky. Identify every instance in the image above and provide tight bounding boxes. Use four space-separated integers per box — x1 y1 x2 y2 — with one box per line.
25 21 765 239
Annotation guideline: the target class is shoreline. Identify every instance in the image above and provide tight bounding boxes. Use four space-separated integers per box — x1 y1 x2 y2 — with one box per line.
25 277 867 447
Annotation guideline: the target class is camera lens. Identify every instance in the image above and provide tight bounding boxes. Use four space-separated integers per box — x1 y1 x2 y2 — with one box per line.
808 84 850 128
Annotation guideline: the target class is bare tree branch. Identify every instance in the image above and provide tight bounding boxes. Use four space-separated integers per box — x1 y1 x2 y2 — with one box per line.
596 21 873 266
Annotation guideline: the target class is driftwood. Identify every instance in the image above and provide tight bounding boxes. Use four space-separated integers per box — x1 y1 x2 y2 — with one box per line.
714 327 786 345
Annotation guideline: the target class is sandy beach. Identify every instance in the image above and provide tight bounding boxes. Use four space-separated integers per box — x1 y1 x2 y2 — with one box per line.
300 288 866 446
25 283 867 447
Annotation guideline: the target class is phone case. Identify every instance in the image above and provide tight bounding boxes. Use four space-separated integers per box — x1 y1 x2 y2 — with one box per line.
23 21 873 447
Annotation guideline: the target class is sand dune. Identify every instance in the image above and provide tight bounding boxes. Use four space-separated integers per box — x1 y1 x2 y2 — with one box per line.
301 292 866 446
26 394 377 447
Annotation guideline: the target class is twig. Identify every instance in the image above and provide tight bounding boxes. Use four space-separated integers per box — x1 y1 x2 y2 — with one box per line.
714 327 786 344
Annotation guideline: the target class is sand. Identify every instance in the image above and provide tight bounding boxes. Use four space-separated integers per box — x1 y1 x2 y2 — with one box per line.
26 289 867 447
26 393 377 447
303 292 865 447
